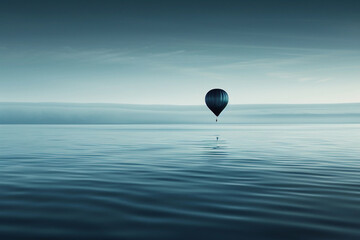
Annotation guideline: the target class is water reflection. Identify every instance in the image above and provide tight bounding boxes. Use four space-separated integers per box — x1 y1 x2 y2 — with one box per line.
200 135 229 160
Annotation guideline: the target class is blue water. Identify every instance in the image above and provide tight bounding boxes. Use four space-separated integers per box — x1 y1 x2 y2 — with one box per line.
1 124 360 239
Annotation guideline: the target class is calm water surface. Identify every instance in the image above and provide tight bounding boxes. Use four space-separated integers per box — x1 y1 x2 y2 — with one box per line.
1 124 360 239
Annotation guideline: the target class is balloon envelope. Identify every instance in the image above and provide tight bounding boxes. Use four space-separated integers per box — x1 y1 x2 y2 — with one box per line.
205 89 229 117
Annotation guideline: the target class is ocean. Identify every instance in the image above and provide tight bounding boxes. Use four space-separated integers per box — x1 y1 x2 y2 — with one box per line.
1 124 360 239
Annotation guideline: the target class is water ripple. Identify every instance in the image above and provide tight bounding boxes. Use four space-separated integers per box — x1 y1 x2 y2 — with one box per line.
1 124 360 239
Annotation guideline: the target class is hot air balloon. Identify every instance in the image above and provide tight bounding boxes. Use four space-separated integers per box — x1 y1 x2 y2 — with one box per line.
205 89 228 122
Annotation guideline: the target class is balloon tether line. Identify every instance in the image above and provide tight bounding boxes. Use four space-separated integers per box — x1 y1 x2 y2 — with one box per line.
216 118 219 143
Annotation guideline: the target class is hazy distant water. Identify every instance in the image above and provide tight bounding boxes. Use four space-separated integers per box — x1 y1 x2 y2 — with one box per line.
1 124 360 240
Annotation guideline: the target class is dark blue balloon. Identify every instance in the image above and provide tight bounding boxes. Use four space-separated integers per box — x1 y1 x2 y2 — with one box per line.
205 89 229 117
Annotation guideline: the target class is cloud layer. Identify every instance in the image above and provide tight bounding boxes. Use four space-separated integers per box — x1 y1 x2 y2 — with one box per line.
1 103 359 124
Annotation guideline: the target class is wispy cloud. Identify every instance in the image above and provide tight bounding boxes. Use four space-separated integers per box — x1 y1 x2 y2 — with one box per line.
268 72 333 83
1 43 359 85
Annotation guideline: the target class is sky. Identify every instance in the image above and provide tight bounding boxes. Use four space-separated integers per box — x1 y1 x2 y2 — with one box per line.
1 0 360 105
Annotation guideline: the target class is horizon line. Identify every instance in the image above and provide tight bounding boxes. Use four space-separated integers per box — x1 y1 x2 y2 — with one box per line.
1 101 360 106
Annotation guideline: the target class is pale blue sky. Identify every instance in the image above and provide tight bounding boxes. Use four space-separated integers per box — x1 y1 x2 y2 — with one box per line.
1 0 359 105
